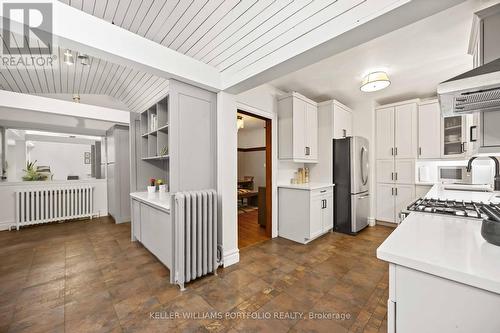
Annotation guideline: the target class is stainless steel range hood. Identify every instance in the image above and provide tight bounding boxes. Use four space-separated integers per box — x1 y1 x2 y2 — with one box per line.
437 58 500 117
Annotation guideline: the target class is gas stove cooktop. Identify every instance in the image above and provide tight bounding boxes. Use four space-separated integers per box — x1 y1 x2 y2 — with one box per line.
407 198 500 220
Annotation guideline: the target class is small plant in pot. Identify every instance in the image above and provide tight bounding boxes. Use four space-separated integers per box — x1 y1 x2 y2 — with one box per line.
147 178 156 194
156 179 167 192
22 160 48 181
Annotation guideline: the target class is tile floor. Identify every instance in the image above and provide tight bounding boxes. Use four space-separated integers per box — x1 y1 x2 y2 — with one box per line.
0 216 393 333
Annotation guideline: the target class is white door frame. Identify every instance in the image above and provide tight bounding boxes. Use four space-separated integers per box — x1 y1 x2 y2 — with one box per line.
236 101 278 239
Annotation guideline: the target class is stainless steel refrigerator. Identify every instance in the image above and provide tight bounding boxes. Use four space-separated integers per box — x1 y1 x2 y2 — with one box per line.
333 136 370 234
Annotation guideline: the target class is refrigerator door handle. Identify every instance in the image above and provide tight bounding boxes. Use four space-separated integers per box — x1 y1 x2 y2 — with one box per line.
358 195 370 200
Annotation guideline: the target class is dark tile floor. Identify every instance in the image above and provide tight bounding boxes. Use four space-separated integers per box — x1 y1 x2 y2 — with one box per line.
0 216 393 333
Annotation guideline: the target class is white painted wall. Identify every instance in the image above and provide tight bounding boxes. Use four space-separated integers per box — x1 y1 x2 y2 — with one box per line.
27 141 92 180
238 127 265 148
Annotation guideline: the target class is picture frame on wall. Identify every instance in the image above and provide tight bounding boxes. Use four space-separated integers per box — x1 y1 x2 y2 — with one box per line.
84 152 91 164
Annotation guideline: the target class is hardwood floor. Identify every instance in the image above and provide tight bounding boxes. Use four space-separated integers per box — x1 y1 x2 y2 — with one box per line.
0 216 394 332
238 208 269 249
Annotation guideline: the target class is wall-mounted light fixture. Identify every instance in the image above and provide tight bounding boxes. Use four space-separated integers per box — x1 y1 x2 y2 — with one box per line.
237 116 244 130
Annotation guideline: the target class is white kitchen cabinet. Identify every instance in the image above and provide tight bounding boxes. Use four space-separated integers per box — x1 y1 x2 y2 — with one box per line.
278 185 334 244
131 199 141 241
376 160 395 183
376 107 395 160
394 103 418 159
333 102 353 139
376 183 415 224
441 115 468 158
376 101 418 160
394 185 416 222
131 196 172 269
376 183 396 223
388 264 500 333
418 100 441 159
376 159 414 185
278 92 318 163
309 99 353 183
395 160 415 184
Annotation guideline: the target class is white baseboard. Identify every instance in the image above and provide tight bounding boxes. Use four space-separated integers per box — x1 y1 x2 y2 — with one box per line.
0 219 14 231
223 248 240 267
368 217 376 227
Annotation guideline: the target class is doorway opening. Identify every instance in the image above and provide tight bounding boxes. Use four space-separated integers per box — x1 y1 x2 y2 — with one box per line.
237 110 272 249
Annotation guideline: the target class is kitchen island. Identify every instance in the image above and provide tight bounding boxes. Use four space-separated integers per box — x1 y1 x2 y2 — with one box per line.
377 187 500 333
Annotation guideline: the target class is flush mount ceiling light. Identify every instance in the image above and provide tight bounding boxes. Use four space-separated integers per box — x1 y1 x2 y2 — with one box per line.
78 54 89 66
63 49 74 65
237 116 244 130
360 71 391 92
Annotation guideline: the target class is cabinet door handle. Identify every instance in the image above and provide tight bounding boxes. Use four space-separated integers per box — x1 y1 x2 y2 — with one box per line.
392 188 394 196
419 147 422 156
395 147 398 156
391 172 394 181
342 129 347 138
305 146 310 156
391 147 394 156
395 173 398 181
470 125 477 142
395 187 398 196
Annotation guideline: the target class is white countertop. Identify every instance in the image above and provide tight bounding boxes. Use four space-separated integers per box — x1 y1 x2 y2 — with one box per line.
277 183 335 190
377 212 500 295
130 191 171 213
425 184 500 203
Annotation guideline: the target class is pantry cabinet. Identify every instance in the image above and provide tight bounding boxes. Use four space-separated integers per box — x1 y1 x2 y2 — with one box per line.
278 185 334 244
376 183 415 224
376 100 418 225
278 92 318 163
376 102 418 160
418 100 442 159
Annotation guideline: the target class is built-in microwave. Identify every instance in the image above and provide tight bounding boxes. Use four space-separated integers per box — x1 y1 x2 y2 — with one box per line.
438 166 472 184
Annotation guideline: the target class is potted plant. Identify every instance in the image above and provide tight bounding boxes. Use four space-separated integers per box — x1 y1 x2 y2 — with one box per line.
147 178 156 194
157 179 167 192
22 161 48 181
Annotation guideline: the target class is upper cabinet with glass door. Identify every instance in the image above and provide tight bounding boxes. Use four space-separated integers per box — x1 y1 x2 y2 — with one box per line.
441 115 478 158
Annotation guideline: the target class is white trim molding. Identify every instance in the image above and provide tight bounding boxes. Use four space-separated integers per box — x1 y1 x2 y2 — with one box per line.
223 248 240 267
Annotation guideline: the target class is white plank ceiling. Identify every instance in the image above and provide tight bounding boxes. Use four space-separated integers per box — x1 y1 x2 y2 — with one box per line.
57 0 368 73
0 32 169 113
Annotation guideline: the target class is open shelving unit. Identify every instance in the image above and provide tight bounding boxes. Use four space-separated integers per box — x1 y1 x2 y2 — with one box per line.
140 95 169 161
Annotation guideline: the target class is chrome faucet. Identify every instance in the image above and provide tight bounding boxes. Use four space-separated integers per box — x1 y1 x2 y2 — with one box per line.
466 156 500 191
